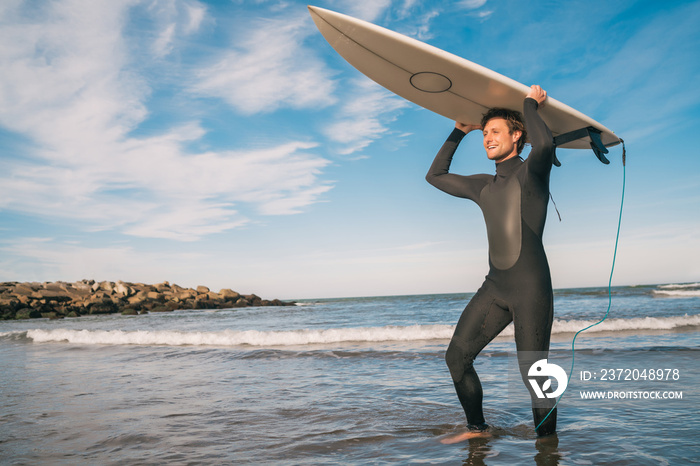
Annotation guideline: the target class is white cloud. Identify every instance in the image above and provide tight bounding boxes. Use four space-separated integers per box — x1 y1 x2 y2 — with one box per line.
193 13 337 114
400 0 419 11
458 0 488 9
332 0 392 21
456 0 492 20
0 0 333 241
153 23 177 57
473 10 493 20
410 9 440 41
0 0 146 141
1 125 332 240
323 79 409 155
184 2 206 34
147 0 207 58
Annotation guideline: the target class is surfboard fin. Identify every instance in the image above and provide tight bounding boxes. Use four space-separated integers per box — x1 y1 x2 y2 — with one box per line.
587 129 610 164
553 127 610 165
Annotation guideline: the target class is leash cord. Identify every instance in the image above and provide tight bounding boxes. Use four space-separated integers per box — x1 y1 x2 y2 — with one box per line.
535 140 626 432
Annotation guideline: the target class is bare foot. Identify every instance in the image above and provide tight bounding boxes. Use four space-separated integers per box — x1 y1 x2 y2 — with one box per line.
440 429 491 444
535 432 559 447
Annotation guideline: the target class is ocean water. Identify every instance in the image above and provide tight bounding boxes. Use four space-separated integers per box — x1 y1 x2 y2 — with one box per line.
1 284 699 465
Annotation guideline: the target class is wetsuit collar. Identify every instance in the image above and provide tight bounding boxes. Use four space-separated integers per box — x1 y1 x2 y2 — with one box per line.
495 156 523 176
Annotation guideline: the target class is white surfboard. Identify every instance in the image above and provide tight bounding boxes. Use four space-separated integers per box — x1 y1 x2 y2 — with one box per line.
309 5 621 158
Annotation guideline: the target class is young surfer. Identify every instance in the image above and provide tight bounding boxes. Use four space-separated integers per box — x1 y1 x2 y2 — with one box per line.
426 85 557 441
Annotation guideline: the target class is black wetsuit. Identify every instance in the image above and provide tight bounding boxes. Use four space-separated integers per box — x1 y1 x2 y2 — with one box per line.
426 98 557 436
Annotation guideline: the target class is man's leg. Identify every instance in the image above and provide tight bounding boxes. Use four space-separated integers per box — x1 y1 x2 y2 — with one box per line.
445 285 512 427
512 294 556 437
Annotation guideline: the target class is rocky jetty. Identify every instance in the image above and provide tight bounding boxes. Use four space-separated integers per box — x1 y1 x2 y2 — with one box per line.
0 280 295 320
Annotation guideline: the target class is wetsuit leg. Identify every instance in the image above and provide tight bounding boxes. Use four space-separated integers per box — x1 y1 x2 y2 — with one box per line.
512 293 556 436
445 282 513 426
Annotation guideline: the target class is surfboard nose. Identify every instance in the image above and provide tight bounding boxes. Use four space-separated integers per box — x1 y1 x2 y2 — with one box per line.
307 5 325 18
308 6 330 29
308 5 346 25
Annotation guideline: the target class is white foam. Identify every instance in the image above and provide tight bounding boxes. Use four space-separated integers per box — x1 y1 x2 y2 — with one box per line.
24 314 700 347
652 289 700 297
25 325 455 347
658 283 700 289
549 314 700 333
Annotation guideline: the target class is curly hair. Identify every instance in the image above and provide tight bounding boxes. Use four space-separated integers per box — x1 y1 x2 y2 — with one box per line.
480 108 527 155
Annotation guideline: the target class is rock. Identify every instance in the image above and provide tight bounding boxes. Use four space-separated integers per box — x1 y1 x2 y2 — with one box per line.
155 282 171 293
0 280 295 318
176 290 197 300
220 289 240 300
42 282 65 292
0 296 17 306
114 281 132 297
244 294 263 306
89 300 117 315
100 281 115 293
15 308 42 319
13 284 35 297
34 289 72 301
165 302 180 312
141 302 156 311
65 286 92 300
127 294 146 305
87 292 106 303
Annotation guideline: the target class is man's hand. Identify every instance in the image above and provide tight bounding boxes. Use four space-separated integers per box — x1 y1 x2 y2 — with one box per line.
455 121 482 134
526 85 547 107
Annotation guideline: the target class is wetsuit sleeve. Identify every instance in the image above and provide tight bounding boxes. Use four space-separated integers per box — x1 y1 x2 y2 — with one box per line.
523 97 555 177
426 128 487 201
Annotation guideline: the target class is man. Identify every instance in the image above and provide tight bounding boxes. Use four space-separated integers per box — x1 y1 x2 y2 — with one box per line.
426 85 557 440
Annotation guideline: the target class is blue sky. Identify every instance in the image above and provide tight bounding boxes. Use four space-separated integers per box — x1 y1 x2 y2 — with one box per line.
1 0 698 299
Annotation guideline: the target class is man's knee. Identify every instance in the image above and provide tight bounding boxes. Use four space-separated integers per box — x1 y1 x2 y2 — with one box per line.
445 339 474 382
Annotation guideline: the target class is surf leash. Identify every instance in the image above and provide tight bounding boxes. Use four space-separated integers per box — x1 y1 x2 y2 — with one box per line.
535 139 626 433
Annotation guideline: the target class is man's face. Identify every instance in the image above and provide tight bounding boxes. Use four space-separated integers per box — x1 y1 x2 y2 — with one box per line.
482 118 521 163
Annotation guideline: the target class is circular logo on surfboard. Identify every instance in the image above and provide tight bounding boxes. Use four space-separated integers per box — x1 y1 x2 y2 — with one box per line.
409 72 452 93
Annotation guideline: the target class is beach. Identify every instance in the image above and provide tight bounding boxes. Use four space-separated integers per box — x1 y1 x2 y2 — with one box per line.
1 284 698 464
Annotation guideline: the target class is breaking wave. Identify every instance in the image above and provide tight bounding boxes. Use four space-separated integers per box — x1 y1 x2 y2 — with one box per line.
653 283 700 297
21 313 700 347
